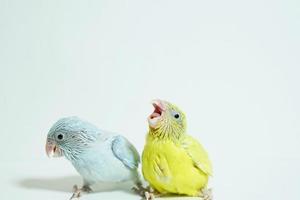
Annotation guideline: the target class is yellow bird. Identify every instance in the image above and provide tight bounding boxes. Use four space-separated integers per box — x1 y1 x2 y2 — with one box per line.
142 99 212 199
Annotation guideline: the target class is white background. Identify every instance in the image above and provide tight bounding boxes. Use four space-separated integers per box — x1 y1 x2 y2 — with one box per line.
0 0 299 200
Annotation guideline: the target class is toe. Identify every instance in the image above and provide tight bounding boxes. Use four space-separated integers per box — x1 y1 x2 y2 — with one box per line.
144 191 155 200
72 185 78 192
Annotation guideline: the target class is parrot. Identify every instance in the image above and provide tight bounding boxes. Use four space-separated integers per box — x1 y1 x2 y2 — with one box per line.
45 116 142 199
142 99 213 200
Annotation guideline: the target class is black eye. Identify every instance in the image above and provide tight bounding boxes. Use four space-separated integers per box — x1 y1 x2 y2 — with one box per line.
57 134 63 140
174 113 180 119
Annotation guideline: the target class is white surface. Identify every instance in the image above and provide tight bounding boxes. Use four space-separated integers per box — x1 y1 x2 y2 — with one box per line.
1 0 300 200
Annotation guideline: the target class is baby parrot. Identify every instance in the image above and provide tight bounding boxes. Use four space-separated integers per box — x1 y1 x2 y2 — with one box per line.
45 116 142 199
142 100 213 199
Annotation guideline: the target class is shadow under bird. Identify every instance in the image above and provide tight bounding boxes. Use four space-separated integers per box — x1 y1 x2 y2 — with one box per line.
45 116 142 199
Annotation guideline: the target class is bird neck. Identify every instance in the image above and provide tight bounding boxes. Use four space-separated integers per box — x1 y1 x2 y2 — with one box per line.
148 126 185 141
62 146 86 162
61 138 96 162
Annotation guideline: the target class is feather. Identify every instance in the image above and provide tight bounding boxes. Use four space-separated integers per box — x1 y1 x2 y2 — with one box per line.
111 135 140 169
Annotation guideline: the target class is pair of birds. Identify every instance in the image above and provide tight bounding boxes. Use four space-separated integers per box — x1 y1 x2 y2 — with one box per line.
45 99 213 200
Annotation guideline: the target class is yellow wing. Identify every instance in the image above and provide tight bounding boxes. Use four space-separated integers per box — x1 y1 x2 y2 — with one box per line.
181 135 213 176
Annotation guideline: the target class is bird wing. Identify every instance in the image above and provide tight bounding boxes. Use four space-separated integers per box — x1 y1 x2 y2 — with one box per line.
111 135 140 169
181 135 213 176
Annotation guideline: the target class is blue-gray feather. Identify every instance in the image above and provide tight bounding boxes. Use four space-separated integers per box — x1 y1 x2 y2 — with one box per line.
47 116 141 186
48 116 99 139
112 135 140 169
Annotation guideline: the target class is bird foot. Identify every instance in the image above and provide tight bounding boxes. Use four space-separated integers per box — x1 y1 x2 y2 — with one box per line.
82 185 93 193
132 182 151 196
199 188 213 200
144 191 156 200
69 184 92 200
69 185 81 200
131 184 157 200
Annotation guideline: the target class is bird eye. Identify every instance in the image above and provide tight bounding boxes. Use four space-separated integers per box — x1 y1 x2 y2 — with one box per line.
57 134 64 140
174 113 180 119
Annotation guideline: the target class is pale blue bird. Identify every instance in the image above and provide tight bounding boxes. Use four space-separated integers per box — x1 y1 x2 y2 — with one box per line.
45 117 142 199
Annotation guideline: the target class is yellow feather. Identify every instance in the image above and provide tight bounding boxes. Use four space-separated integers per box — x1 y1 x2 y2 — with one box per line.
142 135 211 196
142 100 212 196
182 135 213 176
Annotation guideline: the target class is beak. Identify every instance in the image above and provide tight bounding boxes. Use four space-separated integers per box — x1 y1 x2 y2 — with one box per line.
151 99 166 111
148 99 167 128
46 139 62 158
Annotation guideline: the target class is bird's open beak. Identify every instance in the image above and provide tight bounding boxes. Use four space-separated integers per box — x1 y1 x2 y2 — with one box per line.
46 139 62 158
148 99 166 128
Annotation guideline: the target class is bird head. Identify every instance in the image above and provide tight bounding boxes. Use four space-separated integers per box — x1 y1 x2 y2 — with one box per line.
148 99 186 138
45 117 98 161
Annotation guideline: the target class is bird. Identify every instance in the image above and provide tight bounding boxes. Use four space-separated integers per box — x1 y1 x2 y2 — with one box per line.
142 99 213 199
45 116 142 199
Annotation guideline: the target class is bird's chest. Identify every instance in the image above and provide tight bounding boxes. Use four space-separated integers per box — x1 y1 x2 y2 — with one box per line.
142 138 207 196
71 145 130 184
142 140 191 180
142 140 204 194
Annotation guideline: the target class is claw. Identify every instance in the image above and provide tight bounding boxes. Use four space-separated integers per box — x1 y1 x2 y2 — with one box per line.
145 191 155 200
69 184 91 200
82 185 93 193
72 185 79 192
132 182 148 197
131 186 143 196
199 188 213 200
131 184 158 200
